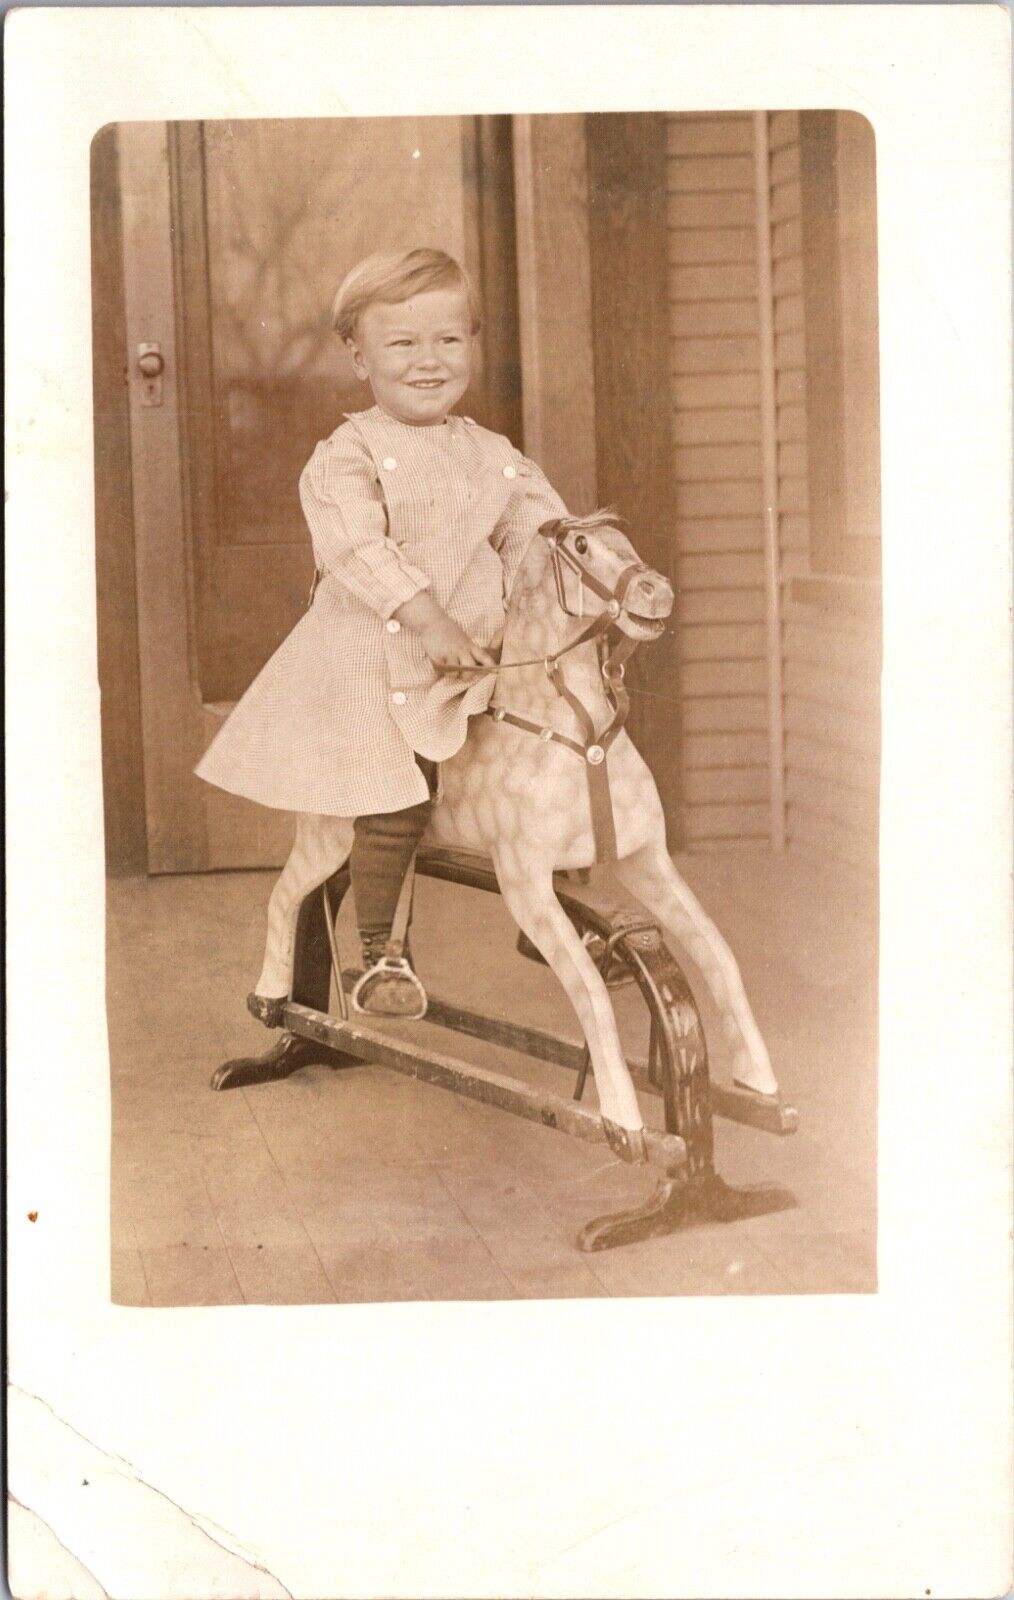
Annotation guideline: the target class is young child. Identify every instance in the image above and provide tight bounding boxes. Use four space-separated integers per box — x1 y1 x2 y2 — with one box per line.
196 247 569 1018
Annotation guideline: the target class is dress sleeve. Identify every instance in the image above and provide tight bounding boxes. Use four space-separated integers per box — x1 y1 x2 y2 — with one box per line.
489 448 569 597
299 434 431 619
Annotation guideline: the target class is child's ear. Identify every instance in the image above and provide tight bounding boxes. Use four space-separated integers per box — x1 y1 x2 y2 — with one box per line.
345 338 367 379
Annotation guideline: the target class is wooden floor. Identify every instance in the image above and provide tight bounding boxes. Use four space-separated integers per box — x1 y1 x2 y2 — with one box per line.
107 849 878 1303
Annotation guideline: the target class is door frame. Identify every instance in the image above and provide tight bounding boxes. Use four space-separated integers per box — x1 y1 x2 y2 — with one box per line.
92 124 148 875
119 121 210 872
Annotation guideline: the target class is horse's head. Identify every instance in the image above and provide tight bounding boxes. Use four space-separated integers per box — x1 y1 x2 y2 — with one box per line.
537 514 674 643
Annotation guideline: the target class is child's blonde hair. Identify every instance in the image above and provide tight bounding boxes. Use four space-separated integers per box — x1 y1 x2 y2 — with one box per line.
332 248 482 342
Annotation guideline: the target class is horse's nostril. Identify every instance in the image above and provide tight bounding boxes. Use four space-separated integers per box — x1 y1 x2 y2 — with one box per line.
636 578 667 600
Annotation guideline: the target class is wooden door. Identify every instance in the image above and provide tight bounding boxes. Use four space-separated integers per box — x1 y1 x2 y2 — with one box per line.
119 117 519 872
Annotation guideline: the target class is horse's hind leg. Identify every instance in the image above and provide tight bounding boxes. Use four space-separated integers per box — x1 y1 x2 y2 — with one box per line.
614 838 779 1096
254 814 354 1001
492 847 646 1150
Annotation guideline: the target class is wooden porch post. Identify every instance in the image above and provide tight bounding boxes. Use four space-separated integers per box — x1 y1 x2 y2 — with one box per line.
753 110 787 851
511 115 598 513
585 113 682 844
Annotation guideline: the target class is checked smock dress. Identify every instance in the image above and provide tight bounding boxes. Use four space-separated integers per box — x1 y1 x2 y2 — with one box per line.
195 405 568 817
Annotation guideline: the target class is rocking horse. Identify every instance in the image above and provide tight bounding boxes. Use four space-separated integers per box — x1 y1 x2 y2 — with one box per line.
213 513 797 1250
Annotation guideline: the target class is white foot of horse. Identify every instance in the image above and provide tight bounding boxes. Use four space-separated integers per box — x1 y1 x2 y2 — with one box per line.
614 840 779 1097
254 814 354 1000
493 846 647 1152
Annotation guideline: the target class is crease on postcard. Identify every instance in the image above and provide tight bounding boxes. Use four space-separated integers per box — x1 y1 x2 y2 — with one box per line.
7 1386 292 1599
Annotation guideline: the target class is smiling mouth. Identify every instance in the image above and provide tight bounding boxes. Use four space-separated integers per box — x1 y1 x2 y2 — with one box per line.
408 379 446 389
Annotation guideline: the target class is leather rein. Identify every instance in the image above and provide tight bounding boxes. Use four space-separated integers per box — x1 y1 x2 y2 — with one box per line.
482 519 651 863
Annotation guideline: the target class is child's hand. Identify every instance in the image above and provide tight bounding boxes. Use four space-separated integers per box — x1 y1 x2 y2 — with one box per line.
391 593 497 680
421 616 497 679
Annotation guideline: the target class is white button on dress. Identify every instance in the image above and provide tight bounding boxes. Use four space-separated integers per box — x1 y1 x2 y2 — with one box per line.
392 691 407 705
502 464 517 479
386 619 401 633
382 456 397 471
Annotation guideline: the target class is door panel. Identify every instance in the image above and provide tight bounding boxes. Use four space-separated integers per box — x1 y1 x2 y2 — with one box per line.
121 116 519 870
178 118 476 704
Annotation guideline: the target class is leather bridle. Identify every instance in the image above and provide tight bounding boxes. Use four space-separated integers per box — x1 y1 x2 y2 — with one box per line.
546 518 648 622
484 519 656 862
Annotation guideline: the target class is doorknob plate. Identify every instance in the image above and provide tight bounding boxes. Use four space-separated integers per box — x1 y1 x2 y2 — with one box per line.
137 342 164 407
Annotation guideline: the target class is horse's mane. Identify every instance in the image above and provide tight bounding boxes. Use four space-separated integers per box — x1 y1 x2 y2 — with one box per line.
548 508 626 534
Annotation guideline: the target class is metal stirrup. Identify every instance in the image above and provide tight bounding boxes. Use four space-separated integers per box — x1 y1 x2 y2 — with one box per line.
350 853 428 1020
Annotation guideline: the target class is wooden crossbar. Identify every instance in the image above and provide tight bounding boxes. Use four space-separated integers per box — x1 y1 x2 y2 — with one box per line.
283 1002 689 1175
338 972 798 1137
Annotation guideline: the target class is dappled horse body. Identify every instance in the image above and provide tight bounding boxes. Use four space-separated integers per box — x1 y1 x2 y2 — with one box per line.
252 515 779 1161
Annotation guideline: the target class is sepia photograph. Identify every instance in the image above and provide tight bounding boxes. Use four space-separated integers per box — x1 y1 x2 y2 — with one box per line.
8 8 1010 1597
97 108 880 1305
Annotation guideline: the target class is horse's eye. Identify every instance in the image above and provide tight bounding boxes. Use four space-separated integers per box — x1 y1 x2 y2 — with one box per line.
574 535 589 555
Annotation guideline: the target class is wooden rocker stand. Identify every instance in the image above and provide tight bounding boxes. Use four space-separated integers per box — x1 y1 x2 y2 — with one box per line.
212 848 798 1252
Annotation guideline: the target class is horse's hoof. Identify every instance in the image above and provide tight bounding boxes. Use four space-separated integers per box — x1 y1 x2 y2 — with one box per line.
246 991 287 1029
601 1119 648 1164
730 1044 779 1098
732 1076 779 1098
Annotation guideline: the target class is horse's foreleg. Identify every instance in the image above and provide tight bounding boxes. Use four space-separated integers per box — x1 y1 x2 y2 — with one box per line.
254 814 354 999
614 839 778 1096
492 847 645 1149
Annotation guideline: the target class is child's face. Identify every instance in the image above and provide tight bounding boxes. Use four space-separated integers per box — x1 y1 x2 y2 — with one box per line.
346 287 474 426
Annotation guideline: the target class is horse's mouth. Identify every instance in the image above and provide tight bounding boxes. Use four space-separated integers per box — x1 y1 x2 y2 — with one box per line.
621 609 668 640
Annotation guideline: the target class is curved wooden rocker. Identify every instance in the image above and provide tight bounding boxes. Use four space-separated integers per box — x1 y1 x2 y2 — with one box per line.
212 514 798 1251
